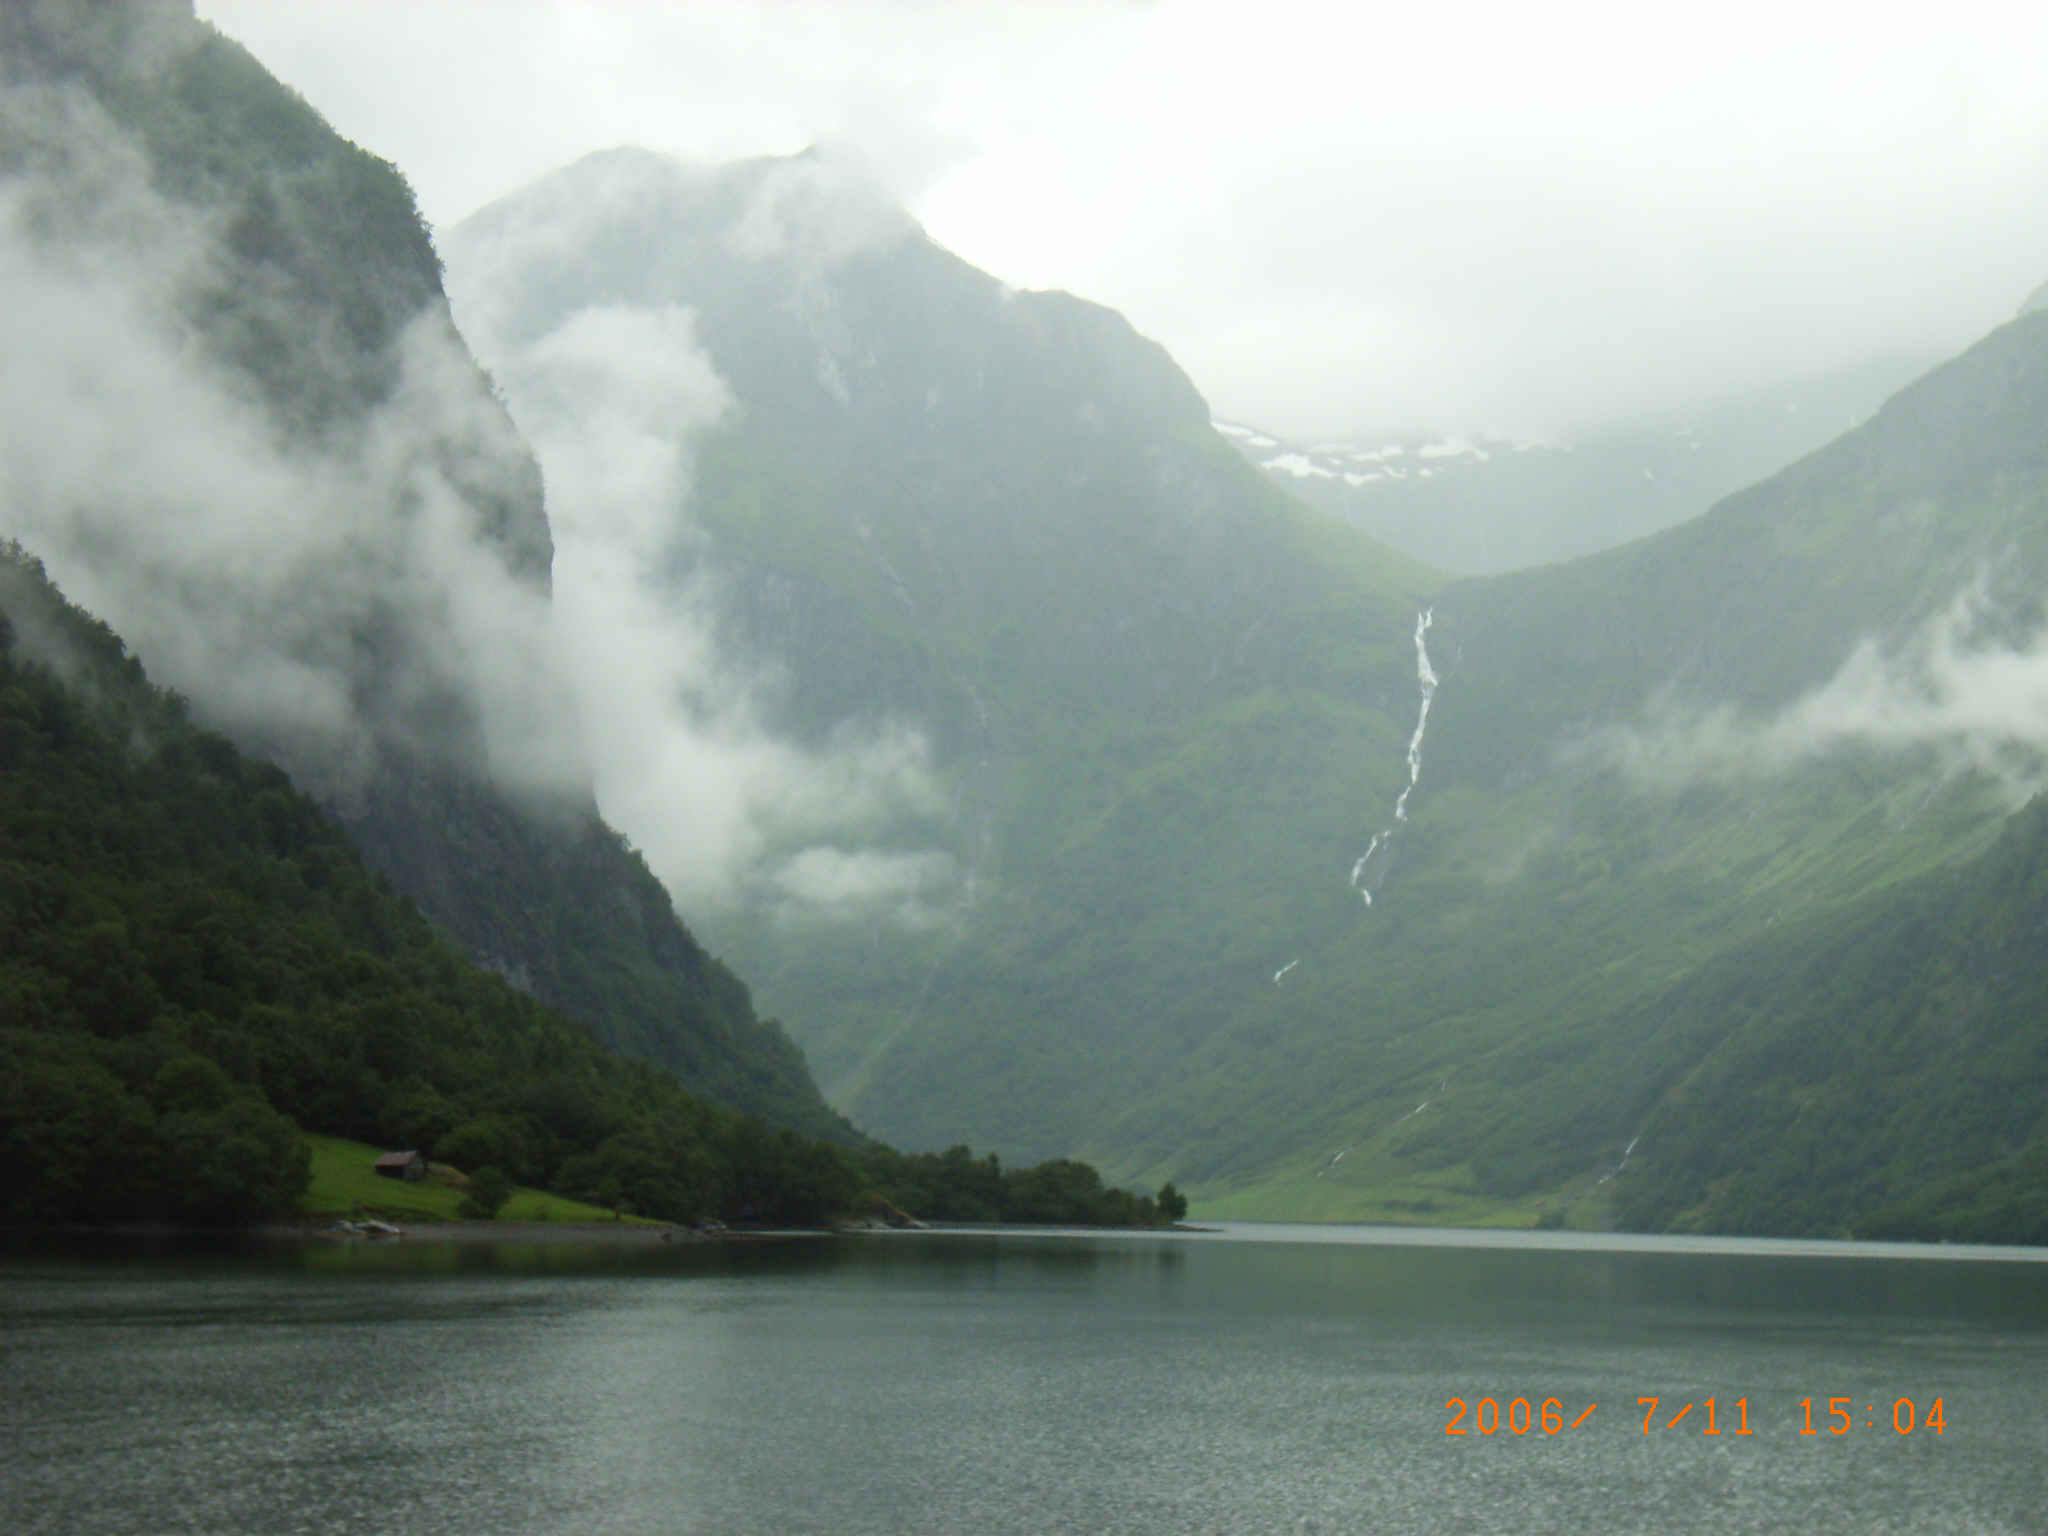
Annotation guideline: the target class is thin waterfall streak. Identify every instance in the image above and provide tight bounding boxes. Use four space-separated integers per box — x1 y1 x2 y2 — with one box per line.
1393 608 1438 823
1597 1135 1642 1185
1349 607 1438 906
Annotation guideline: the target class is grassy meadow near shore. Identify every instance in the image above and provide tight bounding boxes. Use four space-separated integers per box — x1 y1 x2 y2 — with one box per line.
301 1135 654 1226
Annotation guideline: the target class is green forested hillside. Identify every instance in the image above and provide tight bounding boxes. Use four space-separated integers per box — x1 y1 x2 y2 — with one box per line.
0 1 845 1137
1595 797 2048 1242
0 544 847 1224
0 545 1168 1229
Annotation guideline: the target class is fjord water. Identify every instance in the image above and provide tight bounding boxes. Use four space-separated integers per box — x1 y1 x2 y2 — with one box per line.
7 1226 2046 1534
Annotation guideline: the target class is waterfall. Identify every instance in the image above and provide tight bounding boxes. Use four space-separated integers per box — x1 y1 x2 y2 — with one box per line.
1393 608 1438 822
1597 1136 1641 1185
1350 607 1438 905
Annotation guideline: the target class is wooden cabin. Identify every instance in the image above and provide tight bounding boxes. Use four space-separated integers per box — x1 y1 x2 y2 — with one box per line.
373 1150 427 1182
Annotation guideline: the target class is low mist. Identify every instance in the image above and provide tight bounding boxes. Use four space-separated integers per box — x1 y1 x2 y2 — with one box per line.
1592 578 2048 805
0 80 576 805
2 79 953 934
471 293 955 920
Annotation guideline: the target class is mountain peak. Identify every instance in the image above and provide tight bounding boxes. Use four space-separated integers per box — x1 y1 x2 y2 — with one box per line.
720 144 920 270
479 141 918 265
448 143 927 365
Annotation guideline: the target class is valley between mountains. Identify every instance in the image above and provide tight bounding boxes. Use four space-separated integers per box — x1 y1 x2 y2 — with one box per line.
7 1 2048 1241
443 146 2048 1239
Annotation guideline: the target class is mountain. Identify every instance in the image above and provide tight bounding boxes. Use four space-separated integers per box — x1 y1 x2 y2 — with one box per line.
1432 307 2048 772
1181 304 2048 1222
445 147 1437 1166
1216 351 1934 576
17 4 2040 1238
449 144 2048 1239
1305 303 2048 1226
0 1 844 1138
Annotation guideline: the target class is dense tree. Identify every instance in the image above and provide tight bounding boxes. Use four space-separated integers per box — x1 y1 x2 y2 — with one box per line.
459 1166 513 1221
0 544 1167 1230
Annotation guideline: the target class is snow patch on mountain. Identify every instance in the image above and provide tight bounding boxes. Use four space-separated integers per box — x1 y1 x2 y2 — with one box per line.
1263 452 1335 480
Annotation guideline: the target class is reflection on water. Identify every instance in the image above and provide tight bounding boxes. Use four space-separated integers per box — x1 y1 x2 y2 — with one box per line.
6 1224 2048 1534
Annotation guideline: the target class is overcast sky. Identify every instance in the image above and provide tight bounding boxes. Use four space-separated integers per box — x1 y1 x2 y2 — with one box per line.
199 0 2048 440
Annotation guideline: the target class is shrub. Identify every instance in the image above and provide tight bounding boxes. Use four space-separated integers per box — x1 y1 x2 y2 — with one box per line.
458 1164 512 1220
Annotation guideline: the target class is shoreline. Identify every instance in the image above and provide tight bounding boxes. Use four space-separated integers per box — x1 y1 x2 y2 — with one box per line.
7 1217 1203 1251
282 1219 707 1246
1 1219 795 1250
275 1218 872 1246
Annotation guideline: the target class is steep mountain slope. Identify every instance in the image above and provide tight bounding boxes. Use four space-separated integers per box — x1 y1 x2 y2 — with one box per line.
3 538 1190 1232
1431 308 2048 780
0 541 872 1227
1186 308 2048 1221
1218 351 1933 575
0 1 843 1137
445 148 1439 1162
1604 795 2048 1243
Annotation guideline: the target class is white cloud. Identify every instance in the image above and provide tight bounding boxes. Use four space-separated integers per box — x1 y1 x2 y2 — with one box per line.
463 290 956 919
724 147 918 276
2 72 953 932
0 100 576 802
1592 579 2048 803
766 846 961 929
202 0 2048 440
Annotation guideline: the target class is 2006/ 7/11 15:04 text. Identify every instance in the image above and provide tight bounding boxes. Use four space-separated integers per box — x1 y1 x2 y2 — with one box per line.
1444 1397 1946 1436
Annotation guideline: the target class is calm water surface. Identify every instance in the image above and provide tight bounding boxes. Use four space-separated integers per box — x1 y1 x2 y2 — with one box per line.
6 1222 2047 1533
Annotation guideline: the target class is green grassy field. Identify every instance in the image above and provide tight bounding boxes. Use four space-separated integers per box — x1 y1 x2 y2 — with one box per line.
300 1134 651 1225
1191 1138 1619 1229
